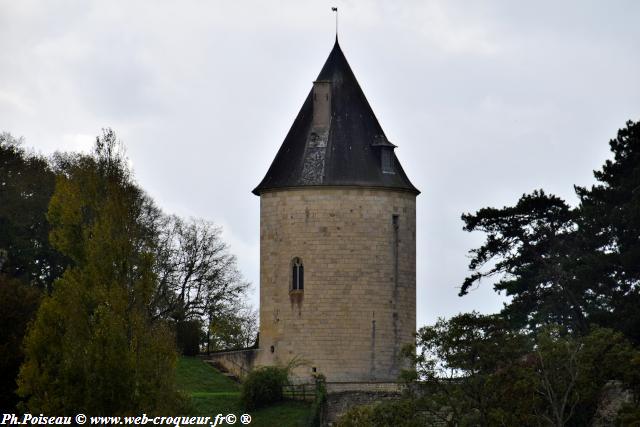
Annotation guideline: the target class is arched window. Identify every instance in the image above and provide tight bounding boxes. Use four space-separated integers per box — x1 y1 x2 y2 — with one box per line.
291 257 304 291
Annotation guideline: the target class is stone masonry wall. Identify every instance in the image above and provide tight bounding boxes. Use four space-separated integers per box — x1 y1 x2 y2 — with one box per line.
256 187 416 383
204 349 258 379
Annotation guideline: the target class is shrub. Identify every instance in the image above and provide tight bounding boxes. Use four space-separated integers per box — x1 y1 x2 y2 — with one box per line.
337 399 423 427
335 405 375 427
241 366 289 410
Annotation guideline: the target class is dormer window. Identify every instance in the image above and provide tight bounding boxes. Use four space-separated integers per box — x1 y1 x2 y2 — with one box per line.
372 136 396 175
381 148 394 174
291 257 304 291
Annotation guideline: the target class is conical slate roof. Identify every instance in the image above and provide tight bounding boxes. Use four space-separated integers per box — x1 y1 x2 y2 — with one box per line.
252 39 419 196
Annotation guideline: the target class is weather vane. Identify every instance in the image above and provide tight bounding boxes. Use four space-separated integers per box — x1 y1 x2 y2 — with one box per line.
332 7 338 39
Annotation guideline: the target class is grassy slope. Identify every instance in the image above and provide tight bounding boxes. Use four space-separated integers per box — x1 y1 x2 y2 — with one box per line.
176 357 312 427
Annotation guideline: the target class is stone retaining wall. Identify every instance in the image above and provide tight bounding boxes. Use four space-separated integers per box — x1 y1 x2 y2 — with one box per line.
202 349 258 379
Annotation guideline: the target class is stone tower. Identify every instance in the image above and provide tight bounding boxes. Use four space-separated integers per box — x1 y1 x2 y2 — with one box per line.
253 39 419 383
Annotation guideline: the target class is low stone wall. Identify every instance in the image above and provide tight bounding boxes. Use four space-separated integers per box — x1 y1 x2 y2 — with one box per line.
326 381 403 394
201 349 259 380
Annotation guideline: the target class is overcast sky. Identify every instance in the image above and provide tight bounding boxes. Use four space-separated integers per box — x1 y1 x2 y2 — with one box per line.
2 1 639 328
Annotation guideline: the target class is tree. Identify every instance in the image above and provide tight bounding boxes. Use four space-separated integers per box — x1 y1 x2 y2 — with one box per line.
153 215 249 321
531 326 638 426
402 314 639 426
151 215 254 351
17 129 183 413
576 120 640 342
403 312 538 426
0 275 41 410
532 327 581 426
0 133 66 290
460 191 594 334
208 305 257 351
461 120 640 341
0 133 65 410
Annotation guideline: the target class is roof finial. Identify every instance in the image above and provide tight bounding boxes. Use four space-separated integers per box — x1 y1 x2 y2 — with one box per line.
332 7 338 41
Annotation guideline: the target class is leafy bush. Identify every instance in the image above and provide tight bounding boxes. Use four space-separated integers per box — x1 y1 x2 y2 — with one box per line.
176 319 202 356
335 405 375 427
337 399 423 427
241 366 289 410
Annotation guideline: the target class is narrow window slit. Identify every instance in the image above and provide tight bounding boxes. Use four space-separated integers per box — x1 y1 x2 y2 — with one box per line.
292 257 304 291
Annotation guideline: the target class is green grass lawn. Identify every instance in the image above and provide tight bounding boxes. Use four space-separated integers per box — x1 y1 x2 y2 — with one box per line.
176 357 312 427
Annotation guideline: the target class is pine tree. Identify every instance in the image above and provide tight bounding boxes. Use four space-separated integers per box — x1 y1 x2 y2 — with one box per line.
461 120 640 342
576 120 640 342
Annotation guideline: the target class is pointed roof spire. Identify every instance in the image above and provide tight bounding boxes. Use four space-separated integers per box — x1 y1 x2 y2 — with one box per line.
252 41 419 196
332 6 338 40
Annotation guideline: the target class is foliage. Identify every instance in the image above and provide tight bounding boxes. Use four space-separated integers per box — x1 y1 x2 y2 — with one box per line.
403 312 539 426
618 353 640 423
0 275 41 410
402 313 639 426
533 327 582 425
461 120 640 341
151 215 255 352
336 399 423 427
0 132 66 290
17 129 184 414
152 215 249 321
617 408 640 426
575 120 640 342
241 366 289 410
336 405 375 427
460 190 592 334
0 127 252 411
176 319 203 356
524 326 637 426
208 306 257 351
576 328 640 425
